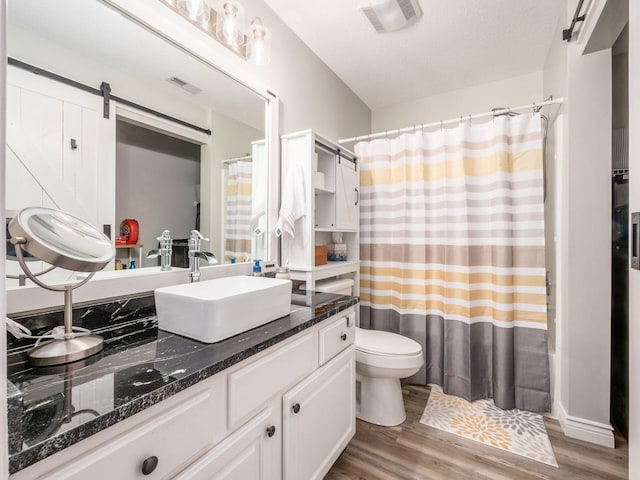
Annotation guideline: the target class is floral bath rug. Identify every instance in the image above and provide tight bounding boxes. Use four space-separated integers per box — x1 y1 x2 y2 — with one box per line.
419 385 558 467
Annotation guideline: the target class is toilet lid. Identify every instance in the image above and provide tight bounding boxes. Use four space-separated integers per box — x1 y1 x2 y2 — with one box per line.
355 328 422 356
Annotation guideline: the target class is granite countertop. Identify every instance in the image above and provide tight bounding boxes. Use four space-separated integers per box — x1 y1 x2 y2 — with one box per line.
6 289 359 474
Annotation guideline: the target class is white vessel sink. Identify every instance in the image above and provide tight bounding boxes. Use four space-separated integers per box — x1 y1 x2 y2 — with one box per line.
154 276 292 343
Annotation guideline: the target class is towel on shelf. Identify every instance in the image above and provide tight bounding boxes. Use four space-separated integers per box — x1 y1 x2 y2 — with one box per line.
275 161 306 237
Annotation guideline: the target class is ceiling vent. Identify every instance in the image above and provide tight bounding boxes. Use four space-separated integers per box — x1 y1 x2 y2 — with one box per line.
166 76 203 95
360 0 422 33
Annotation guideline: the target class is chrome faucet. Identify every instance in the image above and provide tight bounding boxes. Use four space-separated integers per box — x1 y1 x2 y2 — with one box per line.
147 230 173 271
188 230 218 283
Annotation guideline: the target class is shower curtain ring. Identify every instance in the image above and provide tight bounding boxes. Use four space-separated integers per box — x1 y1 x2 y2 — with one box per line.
532 102 536 114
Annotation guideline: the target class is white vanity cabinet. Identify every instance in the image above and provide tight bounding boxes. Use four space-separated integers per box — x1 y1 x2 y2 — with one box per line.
175 400 282 480
19 373 229 480
282 347 355 480
11 308 356 480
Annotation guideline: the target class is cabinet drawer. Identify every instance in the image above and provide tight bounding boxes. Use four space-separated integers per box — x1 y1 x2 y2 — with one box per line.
45 388 216 480
175 403 281 480
228 332 317 430
318 311 355 365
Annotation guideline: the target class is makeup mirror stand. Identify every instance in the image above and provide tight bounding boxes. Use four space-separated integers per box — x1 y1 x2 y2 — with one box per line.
9 207 115 366
12 241 103 366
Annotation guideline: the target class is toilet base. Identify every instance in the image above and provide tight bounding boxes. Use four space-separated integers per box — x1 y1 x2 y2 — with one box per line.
356 374 407 426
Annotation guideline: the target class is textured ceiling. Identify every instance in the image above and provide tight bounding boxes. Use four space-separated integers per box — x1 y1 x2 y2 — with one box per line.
263 0 565 110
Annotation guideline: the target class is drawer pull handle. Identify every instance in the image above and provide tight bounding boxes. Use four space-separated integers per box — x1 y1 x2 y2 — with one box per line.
292 403 301 414
141 456 159 475
266 425 276 437
341 333 347 341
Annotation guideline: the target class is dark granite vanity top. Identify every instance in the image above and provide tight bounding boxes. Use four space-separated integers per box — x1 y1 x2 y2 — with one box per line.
6 289 359 474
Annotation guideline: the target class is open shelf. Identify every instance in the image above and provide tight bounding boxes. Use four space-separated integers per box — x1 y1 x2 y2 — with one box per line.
314 260 359 271
314 186 335 195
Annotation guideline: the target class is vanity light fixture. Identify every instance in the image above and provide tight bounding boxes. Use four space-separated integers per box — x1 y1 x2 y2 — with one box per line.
177 0 211 25
162 0 272 65
216 0 245 50
246 18 271 66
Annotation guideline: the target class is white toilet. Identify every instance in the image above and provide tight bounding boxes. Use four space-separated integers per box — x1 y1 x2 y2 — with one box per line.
355 327 424 426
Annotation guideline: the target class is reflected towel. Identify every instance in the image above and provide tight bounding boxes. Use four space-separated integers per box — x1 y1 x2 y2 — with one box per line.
275 161 306 237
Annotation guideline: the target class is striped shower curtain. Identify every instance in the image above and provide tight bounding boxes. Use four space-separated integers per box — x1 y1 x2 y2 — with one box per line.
356 113 550 412
224 160 252 262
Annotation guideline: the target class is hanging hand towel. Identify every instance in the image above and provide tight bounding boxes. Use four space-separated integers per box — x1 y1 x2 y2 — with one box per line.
275 161 306 237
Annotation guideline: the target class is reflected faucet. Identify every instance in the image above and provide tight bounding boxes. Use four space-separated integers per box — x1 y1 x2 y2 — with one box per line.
147 230 173 271
188 230 218 283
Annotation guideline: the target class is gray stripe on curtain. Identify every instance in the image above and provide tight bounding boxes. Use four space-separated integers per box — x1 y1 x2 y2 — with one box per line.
361 306 551 413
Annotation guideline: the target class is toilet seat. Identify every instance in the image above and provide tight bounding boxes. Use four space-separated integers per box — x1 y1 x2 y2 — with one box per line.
355 328 423 369
356 349 424 370
355 328 422 356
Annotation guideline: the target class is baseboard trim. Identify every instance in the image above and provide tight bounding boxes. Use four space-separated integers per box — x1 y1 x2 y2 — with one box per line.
558 404 615 448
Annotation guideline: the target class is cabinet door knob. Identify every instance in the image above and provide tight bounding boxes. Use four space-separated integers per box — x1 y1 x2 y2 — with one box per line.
141 456 159 475
341 333 347 341
266 425 276 437
292 403 301 414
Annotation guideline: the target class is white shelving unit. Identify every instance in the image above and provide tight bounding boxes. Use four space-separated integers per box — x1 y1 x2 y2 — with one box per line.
115 244 144 269
280 130 359 294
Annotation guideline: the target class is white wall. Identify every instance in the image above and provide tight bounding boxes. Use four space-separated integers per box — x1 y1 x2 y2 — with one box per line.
116 122 201 267
628 0 639 474
566 46 612 426
239 0 371 139
543 0 615 447
371 71 543 132
542 1 569 419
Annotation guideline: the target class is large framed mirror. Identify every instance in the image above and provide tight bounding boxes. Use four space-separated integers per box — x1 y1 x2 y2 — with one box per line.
5 0 277 288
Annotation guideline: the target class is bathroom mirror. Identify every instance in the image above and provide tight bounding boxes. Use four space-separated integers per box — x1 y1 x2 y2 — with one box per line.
5 0 275 287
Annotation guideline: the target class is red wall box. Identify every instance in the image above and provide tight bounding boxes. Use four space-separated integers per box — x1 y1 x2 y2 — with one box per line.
120 219 139 245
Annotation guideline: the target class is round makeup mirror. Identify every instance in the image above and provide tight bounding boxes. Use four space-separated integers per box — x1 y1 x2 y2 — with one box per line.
9 207 115 366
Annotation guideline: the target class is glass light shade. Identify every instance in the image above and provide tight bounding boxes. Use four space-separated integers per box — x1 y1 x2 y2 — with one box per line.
246 19 271 65
215 0 245 48
177 0 211 24
369 0 407 32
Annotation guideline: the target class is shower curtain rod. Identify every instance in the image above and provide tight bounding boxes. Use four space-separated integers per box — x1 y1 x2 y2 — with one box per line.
338 97 564 144
222 154 252 164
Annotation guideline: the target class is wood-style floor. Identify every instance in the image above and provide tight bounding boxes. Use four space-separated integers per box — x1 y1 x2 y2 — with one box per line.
325 385 628 480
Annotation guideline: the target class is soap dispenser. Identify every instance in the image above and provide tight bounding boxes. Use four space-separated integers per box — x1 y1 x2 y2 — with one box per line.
252 259 264 276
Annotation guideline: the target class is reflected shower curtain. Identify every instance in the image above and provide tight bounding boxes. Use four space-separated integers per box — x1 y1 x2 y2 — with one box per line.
224 160 252 261
356 113 550 412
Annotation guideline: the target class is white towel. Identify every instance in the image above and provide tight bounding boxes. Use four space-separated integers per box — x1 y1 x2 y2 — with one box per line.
275 161 306 237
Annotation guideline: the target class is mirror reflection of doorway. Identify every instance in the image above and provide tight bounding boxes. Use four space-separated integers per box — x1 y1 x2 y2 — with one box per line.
115 121 201 269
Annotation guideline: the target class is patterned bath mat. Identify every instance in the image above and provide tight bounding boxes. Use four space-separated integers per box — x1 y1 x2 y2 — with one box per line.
420 385 558 467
